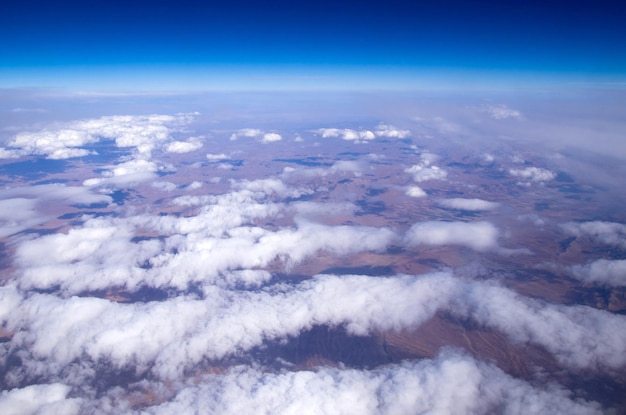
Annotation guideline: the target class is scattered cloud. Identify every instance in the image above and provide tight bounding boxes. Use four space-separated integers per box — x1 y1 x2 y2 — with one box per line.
374 124 410 138
316 125 411 143
437 198 499 211
0 383 81 415
1 106 624 414
261 132 282 143
317 128 376 143
151 181 177 192
405 164 447 182
406 186 427 198
509 167 556 182
283 160 364 179
206 153 230 161
0 113 196 160
230 128 262 140
230 128 281 143
83 159 163 187
561 221 626 249
405 153 447 182
164 140 203 153
0 184 112 238
570 259 626 286
404 221 499 252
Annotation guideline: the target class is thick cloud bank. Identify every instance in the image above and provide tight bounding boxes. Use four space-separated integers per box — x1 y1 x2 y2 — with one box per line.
2 271 624 391
135 352 599 415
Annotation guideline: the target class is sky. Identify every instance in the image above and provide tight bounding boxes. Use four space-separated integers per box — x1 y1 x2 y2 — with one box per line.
1 0 625 91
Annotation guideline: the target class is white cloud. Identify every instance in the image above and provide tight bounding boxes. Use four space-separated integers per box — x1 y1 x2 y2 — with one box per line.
3 270 625 396
452 280 626 370
437 198 499 211
151 181 177 192
261 132 282 143
374 124 411 138
237 128 263 137
138 351 601 415
0 383 80 415
230 128 262 140
186 181 203 190
318 125 412 142
561 221 626 249
164 140 202 153
404 221 499 252
509 167 556 182
283 160 364 179
317 128 376 143
570 259 626 286
405 164 447 182
205 153 230 161
12 179 393 293
1 273 454 381
2 128 95 160
0 198 40 238
0 184 112 238
405 186 427 198
229 129 282 144
83 163 159 187
0 113 195 160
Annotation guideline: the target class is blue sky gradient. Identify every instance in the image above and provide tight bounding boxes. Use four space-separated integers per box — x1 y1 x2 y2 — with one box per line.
1 0 625 91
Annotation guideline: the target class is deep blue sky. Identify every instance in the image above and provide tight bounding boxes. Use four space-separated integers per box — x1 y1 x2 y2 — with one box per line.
1 0 625 91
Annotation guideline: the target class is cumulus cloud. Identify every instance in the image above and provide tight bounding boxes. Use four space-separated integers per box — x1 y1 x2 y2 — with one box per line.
3 270 625 395
0 184 112 238
83 159 162 186
186 181 203 190
405 186 427 198
404 221 499 252
0 198 39 238
374 124 410 138
136 351 601 415
164 140 202 153
14 219 395 294
315 125 410 143
228 129 282 143
0 113 195 160
230 128 262 140
1 273 454 382
151 181 177 192
261 132 282 143
509 167 556 182
283 160 364 179
317 128 376 143
561 221 626 249
405 153 447 182
437 198 499 211
570 259 626 286
405 164 448 182
12 178 393 294
0 383 80 415
205 153 230 161
454 280 626 370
